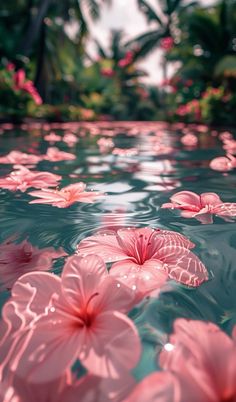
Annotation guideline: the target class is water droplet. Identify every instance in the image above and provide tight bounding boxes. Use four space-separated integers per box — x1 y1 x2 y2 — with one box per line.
164 343 174 352
50 307 56 313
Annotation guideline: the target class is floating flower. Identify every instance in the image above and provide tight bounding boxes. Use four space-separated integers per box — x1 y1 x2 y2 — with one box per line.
160 319 236 402
62 133 78 147
44 132 61 143
209 154 236 172
0 238 65 290
180 134 198 147
0 255 141 383
161 191 236 223
97 138 114 153
28 183 104 208
77 227 208 300
44 147 76 162
0 151 42 165
0 167 61 192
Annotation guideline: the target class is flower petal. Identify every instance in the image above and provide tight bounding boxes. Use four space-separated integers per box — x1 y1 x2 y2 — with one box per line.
157 246 208 286
77 231 127 262
110 259 168 302
80 311 141 378
200 193 222 207
61 255 107 308
124 372 180 402
212 203 236 217
170 191 201 208
14 313 84 383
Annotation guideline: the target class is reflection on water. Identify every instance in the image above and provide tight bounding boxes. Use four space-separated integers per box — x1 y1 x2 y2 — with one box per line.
0 122 236 384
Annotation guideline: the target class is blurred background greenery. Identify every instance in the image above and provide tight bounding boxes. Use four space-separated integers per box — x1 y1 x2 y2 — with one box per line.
0 0 236 124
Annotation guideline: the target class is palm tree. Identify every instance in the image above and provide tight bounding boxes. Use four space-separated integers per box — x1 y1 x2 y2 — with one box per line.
12 0 112 100
170 0 236 87
127 0 198 111
129 0 199 58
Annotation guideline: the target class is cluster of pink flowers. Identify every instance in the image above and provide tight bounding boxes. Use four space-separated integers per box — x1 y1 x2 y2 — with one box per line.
160 37 174 51
118 51 134 68
0 122 236 400
176 100 201 121
5 63 42 105
0 224 208 400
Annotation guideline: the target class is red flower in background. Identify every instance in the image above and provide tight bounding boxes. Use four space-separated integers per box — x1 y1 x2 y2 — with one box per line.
160 37 174 51
13 69 42 105
118 51 134 68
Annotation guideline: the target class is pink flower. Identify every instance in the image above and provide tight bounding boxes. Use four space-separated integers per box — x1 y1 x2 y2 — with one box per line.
161 191 236 223
0 151 42 165
44 147 76 162
0 238 65 290
77 227 208 301
180 134 198 147
223 139 236 155
101 68 115 77
0 167 61 192
118 51 133 68
13 70 42 105
6 62 15 72
209 154 236 172
160 319 236 402
44 132 61 143
28 183 104 208
62 133 78 147
125 372 178 402
0 255 141 382
97 138 114 153
160 37 174 51
13 70 26 89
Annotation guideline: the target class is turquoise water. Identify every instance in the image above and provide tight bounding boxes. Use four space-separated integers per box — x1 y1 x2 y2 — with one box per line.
0 122 236 381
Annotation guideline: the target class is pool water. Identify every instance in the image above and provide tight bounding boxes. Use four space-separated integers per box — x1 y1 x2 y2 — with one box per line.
0 122 236 393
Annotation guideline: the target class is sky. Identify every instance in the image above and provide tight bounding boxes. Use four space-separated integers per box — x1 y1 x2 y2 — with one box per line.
85 0 217 84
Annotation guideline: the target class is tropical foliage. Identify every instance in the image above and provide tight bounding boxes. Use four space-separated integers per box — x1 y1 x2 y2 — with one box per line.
0 0 236 124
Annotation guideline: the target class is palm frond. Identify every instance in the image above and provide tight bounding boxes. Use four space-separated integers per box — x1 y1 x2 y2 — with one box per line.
137 0 163 26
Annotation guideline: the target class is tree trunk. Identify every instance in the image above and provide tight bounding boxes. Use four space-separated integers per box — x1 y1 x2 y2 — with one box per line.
18 0 52 57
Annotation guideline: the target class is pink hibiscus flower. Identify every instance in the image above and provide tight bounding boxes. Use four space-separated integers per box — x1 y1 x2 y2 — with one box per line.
0 151 42 165
44 147 76 161
0 255 141 383
28 183 104 208
161 191 236 224
0 167 61 192
77 227 208 301
160 319 236 402
0 238 66 290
